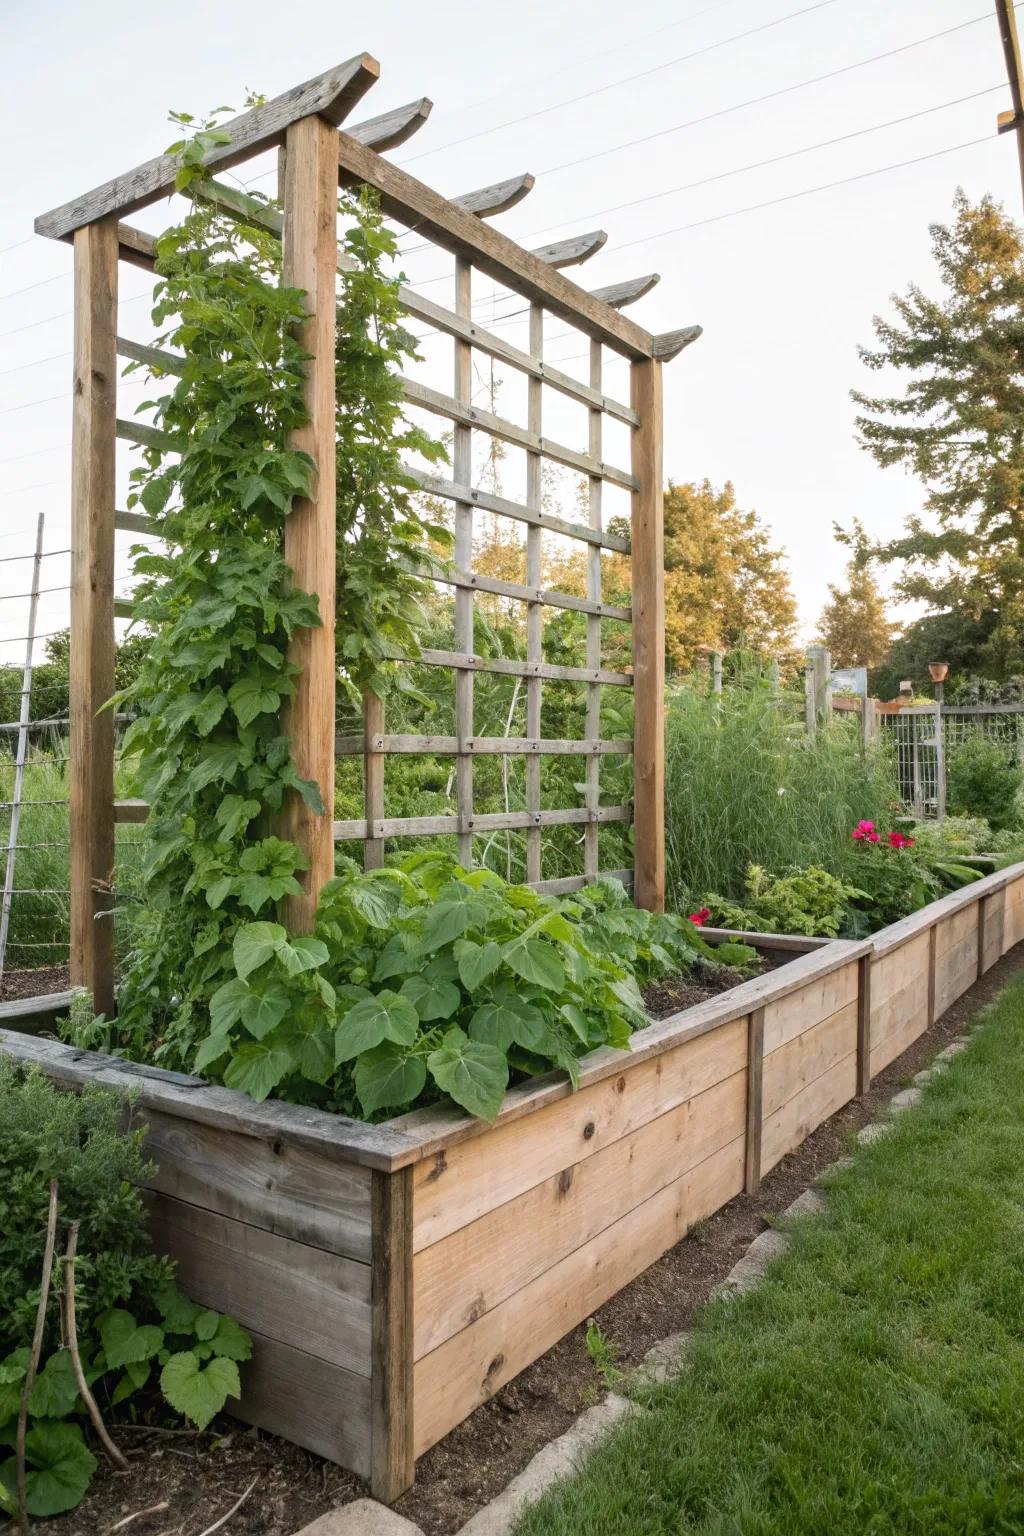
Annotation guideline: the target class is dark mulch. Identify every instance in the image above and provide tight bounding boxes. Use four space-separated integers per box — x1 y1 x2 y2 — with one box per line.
0 963 70 1002
643 951 786 1020
38 945 1024 1536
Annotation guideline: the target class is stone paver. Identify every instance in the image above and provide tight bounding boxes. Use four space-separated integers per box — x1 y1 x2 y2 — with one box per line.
857 1120 892 1145
783 1187 827 1219
455 1394 637 1535
935 1039 969 1062
814 1155 853 1184
292 1499 425 1536
632 1330 691 1387
715 1227 790 1299
889 1086 922 1113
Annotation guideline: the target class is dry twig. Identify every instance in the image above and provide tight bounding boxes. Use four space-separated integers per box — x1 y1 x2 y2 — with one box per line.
108 1501 171 1532
194 1475 259 1536
63 1220 130 1471
16 1179 59 1535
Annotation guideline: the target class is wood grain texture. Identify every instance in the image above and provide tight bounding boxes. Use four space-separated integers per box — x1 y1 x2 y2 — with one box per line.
453 172 534 216
403 466 631 551
761 961 858 1055
630 358 665 911
370 1167 414 1502
584 337 603 882
453 256 474 868
410 1017 748 1253
412 1067 744 1361
744 1008 764 1196
235 1328 371 1476
762 1001 859 1120
412 1135 744 1457
280 115 338 929
70 217 117 1016
143 1112 372 1260
533 230 608 268
349 98 432 152
857 952 872 1095
590 273 660 308
37 57 379 239
145 1192 372 1375
761 1051 857 1175
335 130 656 358
652 325 703 361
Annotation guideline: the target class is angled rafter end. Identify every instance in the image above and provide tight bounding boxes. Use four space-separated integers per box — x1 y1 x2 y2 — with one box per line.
591 273 660 310
533 229 607 268
349 97 433 152
653 324 703 362
455 172 535 218
35 53 380 241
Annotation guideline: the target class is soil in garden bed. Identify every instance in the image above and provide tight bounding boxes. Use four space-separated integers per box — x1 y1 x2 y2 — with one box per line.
39 943 1024 1536
642 952 784 1019
0 963 71 1002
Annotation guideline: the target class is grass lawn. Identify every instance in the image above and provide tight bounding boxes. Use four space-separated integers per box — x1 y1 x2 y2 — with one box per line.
515 977 1024 1536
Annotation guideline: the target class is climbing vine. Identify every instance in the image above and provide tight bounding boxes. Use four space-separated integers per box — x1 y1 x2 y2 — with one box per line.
111 113 444 1074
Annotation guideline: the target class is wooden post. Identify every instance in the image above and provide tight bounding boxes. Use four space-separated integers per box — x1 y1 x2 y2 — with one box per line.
856 951 872 1095
995 0 1024 211
804 645 831 738
630 359 665 913
453 257 474 869
364 691 384 871
862 696 877 751
370 1166 414 1503
926 923 937 1026
744 1006 765 1196
525 305 543 884
709 650 723 696
280 114 337 930
70 217 117 1018
584 339 603 883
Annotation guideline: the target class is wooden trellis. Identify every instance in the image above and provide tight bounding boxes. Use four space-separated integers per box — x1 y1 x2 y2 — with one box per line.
36 54 700 1016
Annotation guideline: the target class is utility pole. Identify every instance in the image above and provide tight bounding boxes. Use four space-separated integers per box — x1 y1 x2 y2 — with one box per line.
995 0 1024 210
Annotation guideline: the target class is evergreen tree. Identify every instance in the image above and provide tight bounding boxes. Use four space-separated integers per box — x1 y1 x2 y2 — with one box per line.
853 191 1024 677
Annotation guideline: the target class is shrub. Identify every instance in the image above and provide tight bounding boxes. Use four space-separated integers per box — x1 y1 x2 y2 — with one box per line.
0 1064 250 1519
947 736 1023 830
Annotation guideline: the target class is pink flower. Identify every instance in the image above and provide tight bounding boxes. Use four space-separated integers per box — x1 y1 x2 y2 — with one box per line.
888 831 915 849
851 820 880 843
688 907 711 927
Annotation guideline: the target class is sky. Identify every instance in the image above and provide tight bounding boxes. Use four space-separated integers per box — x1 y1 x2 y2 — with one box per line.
1 0 1022 661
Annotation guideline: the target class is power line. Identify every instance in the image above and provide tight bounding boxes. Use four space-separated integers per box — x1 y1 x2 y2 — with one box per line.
0 289 152 342
399 0 844 163
0 271 70 304
0 350 71 379
521 84 1004 240
536 10 1001 179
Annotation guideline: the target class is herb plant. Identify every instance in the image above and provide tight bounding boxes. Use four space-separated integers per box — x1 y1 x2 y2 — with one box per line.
0 1064 251 1519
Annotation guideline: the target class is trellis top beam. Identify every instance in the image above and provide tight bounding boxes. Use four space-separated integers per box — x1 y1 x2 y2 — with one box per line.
348 98 432 152
35 53 380 241
533 230 608 268
335 129 658 359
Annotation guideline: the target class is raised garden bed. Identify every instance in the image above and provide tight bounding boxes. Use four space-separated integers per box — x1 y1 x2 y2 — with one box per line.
3 864 1023 1503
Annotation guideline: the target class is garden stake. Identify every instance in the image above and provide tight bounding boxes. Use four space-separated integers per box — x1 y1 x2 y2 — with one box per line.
63 1220 130 1471
16 1179 59 1535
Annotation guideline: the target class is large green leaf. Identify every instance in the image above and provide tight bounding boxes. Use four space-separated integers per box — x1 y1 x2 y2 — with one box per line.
223 1040 294 1101
0 1422 97 1517
456 939 503 992
335 991 419 1064
503 939 566 993
98 1308 165 1369
238 981 292 1039
400 973 461 1022
160 1351 241 1431
233 921 287 979
28 1351 79 1420
276 934 329 977
208 1315 252 1363
427 1027 508 1121
417 899 472 953
355 1043 428 1114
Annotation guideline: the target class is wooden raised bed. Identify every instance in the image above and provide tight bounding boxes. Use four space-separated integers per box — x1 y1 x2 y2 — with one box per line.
3 862 1023 1501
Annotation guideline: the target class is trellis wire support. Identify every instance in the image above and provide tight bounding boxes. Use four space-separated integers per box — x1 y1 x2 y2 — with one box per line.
0 514 45 983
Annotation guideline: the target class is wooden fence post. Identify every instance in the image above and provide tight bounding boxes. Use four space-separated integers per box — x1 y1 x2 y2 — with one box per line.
804 645 831 738
280 114 338 930
630 359 665 912
744 1006 765 1196
370 1166 414 1503
70 217 117 1017
856 951 872 1094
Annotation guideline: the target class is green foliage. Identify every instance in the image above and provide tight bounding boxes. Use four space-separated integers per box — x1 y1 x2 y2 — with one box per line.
664 682 899 907
191 855 715 1123
836 841 942 937
854 192 1024 680
111 117 445 1079
0 1064 250 1516
946 736 1023 831
700 865 865 939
